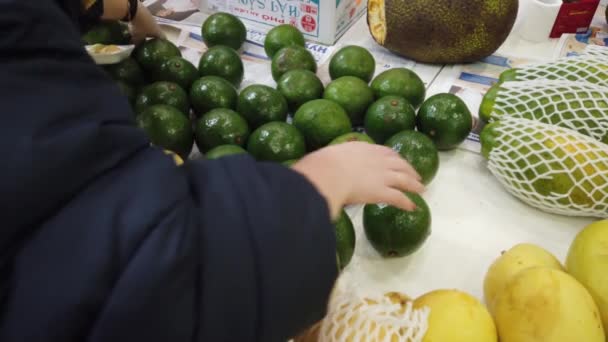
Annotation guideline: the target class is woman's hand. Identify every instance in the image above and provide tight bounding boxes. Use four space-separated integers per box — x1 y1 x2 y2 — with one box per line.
102 0 166 43
130 2 166 43
292 142 425 220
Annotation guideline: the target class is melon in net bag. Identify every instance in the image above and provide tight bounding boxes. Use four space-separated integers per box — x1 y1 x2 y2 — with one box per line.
481 117 608 218
294 286 429 342
582 44 608 58
498 54 608 87
479 79 608 144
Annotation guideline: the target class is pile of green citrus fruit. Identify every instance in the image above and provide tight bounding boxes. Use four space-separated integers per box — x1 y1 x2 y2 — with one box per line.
87 13 475 267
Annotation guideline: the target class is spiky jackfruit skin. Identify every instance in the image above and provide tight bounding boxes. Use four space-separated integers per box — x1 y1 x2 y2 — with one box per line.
368 0 519 64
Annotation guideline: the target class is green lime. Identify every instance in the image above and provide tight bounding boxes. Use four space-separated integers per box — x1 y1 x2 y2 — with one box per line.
417 93 473 150
329 132 375 145
334 210 356 270
82 20 131 45
271 46 317 81
136 104 194 159
323 76 374 125
206 144 248 159
237 84 288 129
363 192 431 258
194 108 250 152
104 57 145 86
189 76 238 116
364 96 416 143
293 99 353 150
156 56 199 91
133 38 182 73
264 24 306 58
277 69 324 111
385 130 439 185
329 45 376 82
201 12 247 50
134 81 190 116
371 68 426 108
198 45 244 87
247 122 306 162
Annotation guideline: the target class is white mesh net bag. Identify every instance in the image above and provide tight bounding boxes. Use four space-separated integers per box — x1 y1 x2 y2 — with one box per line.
294 286 430 342
484 80 608 144
505 54 608 86
582 45 608 58
482 117 608 218
319 289 429 342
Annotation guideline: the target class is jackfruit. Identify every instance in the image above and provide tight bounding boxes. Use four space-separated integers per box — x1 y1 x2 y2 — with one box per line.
367 0 518 64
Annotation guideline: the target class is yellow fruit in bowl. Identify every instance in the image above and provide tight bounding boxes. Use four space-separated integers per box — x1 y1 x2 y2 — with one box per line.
483 243 564 315
566 219 608 335
413 289 497 342
494 267 605 342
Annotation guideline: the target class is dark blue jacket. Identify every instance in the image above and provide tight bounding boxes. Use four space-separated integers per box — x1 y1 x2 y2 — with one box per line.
0 1 337 340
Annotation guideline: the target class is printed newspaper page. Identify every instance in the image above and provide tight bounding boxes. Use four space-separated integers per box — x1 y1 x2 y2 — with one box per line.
160 16 442 92
166 24 337 89
152 1 607 156
164 20 443 139
143 0 207 27
427 55 542 154
153 9 443 156
145 0 444 95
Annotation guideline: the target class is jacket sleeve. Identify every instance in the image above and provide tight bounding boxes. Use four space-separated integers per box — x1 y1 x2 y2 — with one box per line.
186 158 338 342
80 156 338 342
0 2 337 341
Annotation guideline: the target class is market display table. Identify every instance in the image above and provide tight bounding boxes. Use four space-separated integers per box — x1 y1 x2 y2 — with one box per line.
160 12 598 302
335 19 595 298
341 148 594 299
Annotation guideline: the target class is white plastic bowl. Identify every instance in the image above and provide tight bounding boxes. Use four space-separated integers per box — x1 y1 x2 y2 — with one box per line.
86 44 135 65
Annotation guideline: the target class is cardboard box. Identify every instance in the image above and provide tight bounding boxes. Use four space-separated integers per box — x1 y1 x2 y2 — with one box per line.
550 0 600 38
201 0 367 45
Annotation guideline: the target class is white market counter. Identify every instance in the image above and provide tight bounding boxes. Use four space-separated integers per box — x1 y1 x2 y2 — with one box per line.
158 9 602 303
333 12 601 301
340 148 595 300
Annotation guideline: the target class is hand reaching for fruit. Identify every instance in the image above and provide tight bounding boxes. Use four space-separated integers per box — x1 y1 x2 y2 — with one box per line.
129 1 166 43
101 0 166 44
292 142 425 220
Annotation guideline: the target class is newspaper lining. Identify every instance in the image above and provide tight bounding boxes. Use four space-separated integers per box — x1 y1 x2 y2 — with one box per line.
159 16 443 91
149 0 608 156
